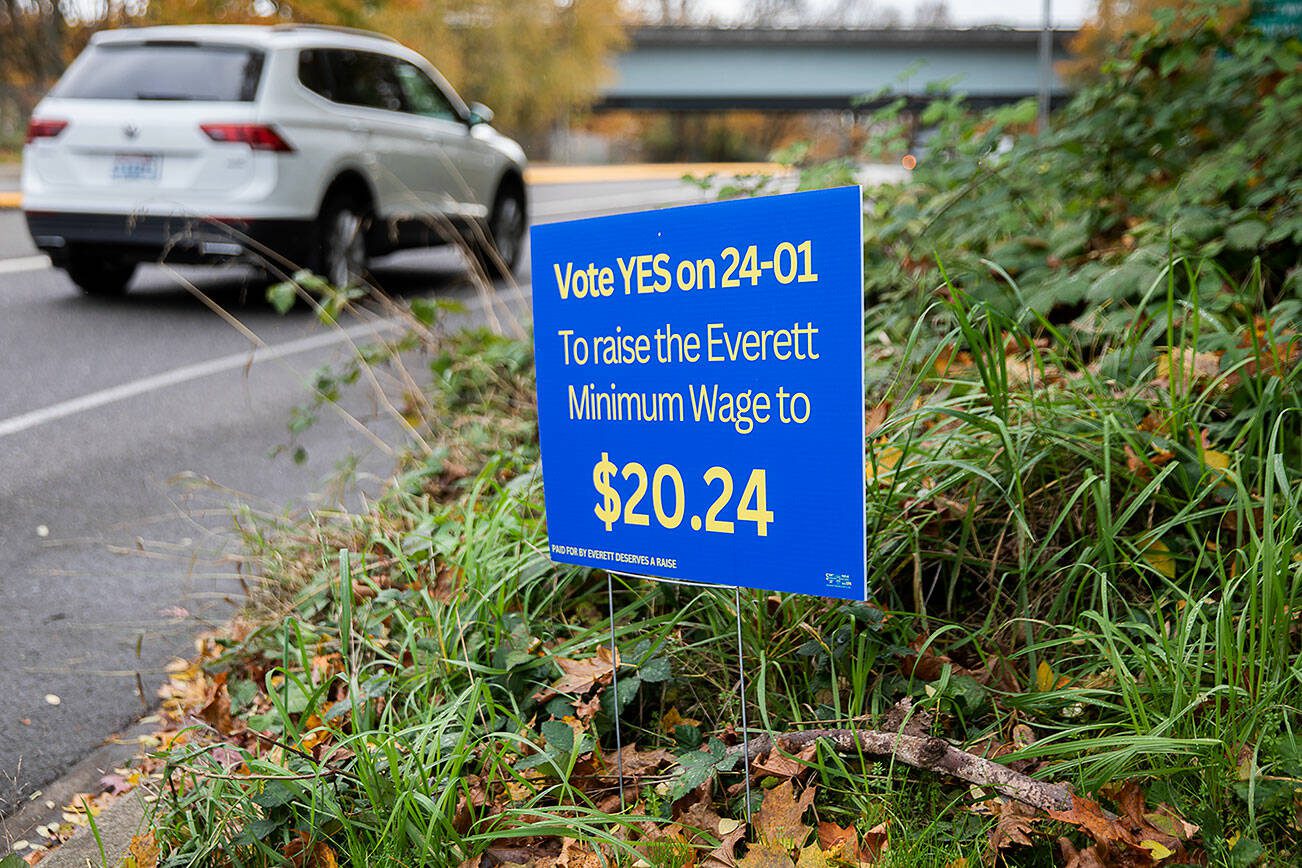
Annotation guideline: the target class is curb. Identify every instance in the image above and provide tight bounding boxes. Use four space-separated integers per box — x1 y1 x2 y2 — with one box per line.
35 790 145 868
525 162 787 185
2 717 156 865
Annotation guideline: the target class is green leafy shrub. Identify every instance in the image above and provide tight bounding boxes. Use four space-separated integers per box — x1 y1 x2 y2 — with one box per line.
858 6 1298 330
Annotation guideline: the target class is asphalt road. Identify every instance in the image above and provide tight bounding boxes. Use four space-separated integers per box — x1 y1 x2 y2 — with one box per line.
0 175 719 822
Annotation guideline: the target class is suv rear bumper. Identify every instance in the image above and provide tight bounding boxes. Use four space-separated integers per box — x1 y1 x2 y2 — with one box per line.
24 211 316 267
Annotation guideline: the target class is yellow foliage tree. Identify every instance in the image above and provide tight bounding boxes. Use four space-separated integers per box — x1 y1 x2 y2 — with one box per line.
4 0 624 149
1062 0 1251 82
145 0 627 143
1 0 65 135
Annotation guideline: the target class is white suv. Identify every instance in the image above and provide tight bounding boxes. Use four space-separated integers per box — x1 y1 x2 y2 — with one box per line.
22 24 528 295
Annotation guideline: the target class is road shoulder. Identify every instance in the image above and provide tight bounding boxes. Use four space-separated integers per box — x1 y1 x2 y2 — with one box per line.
2 717 155 864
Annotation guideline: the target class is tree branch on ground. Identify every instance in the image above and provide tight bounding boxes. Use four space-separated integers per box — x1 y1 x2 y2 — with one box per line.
735 729 1073 812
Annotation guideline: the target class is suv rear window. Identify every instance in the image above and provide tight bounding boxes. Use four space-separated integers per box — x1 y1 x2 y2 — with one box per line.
53 42 265 102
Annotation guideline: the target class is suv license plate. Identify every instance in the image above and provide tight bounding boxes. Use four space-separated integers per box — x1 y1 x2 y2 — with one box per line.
111 154 161 181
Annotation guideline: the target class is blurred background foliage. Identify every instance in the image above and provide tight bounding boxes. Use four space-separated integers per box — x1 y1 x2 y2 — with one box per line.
1062 0 1252 81
3 0 1280 162
0 0 626 152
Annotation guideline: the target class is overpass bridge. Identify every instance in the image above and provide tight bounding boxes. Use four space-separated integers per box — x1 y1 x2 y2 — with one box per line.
598 26 1078 111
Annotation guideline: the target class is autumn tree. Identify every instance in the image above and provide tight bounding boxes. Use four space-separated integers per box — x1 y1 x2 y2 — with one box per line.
0 0 68 137
371 0 626 145
1062 0 1251 82
2 0 625 148
147 0 625 145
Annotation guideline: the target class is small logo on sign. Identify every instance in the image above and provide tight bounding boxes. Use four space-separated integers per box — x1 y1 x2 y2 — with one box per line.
824 572 852 590
123 124 139 140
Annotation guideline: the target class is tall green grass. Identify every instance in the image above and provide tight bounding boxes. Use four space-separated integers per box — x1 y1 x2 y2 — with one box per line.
144 257 1301 864
139 8 1300 858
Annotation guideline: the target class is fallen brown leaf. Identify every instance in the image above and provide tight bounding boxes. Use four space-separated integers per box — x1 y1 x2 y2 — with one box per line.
1012 724 1038 750
815 820 888 865
127 831 159 868
1059 836 1109 868
100 772 131 795
573 694 602 725
198 672 234 735
1048 793 1140 851
678 798 724 842
902 638 986 684
752 743 816 782
878 697 932 736
662 706 702 733
1142 807 1198 842
860 822 888 863
736 844 797 868
1125 445 1175 479
755 780 817 852
614 743 675 778
557 838 603 867
866 401 891 436
482 841 562 866
634 822 691 867
430 562 463 602
701 820 748 868
795 844 831 867
532 647 618 702
312 842 339 868
982 797 1040 853
1156 348 1221 385
310 653 343 684
816 822 856 852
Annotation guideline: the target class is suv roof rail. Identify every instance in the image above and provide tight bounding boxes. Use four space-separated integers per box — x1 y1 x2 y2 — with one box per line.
272 24 398 43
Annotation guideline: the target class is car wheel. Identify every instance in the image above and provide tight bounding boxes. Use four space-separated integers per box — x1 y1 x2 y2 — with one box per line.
475 182 526 280
316 196 369 289
65 254 136 297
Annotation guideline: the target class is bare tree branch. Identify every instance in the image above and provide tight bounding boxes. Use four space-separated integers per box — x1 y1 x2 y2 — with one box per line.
735 729 1073 812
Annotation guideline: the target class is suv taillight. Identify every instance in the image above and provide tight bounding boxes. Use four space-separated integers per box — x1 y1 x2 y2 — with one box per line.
26 118 68 143
200 123 294 152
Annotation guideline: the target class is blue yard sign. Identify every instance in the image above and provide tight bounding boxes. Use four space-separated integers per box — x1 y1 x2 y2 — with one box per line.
530 186 866 600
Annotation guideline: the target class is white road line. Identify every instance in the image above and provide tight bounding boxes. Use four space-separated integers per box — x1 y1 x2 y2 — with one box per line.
0 255 51 275
0 284 528 440
0 180 693 436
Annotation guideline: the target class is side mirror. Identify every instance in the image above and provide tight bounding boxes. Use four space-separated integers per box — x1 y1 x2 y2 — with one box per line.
467 102 494 126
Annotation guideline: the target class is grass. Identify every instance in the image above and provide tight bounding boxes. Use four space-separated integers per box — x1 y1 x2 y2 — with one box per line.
124 248 1300 866
109 11 1299 863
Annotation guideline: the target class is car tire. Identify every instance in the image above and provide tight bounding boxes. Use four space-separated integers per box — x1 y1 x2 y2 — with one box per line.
65 255 136 297
315 195 369 289
474 181 526 280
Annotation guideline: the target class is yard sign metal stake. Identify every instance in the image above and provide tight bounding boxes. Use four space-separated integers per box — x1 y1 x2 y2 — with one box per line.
734 584 753 824
606 573 753 824
607 571 627 812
